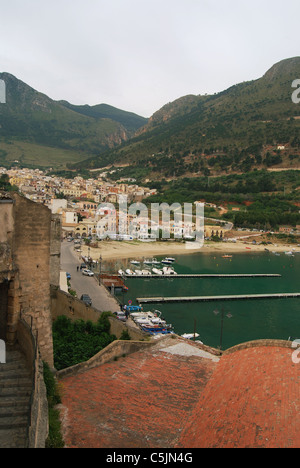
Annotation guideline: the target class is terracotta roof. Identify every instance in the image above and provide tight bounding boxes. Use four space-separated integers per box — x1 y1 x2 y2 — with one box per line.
58 339 300 448
59 337 218 448
178 345 300 448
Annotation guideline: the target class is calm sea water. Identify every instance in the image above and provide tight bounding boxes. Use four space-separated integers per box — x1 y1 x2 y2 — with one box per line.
104 251 300 350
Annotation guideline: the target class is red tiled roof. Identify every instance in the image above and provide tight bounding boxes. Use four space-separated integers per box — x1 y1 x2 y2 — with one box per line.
178 346 300 448
59 340 300 449
59 338 217 448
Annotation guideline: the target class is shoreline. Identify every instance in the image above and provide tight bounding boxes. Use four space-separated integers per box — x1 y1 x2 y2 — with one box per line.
79 240 299 261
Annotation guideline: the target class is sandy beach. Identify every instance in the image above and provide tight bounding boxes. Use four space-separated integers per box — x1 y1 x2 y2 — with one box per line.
80 239 299 261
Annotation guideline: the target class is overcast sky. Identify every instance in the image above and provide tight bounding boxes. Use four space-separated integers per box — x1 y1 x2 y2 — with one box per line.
0 0 299 117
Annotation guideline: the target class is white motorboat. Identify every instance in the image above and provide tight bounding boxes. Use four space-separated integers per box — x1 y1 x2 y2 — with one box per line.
285 251 294 256
130 260 140 265
143 259 153 265
162 266 177 275
141 269 151 276
182 333 200 340
118 269 125 276
165 257 175 262
125 269 135 275
152 268 163 275
161 258 173 265
134 269 143 275
152 258 161 265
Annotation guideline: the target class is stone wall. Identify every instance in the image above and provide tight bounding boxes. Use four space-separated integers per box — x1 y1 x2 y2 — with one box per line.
50 214 61 287
51 286 146 341
57 339 154 379
11 193 54 366
0 199 14 279
0 192 58 366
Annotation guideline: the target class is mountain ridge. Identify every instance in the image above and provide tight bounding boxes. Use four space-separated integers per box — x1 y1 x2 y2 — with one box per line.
0 72 147 169
73 57 300 178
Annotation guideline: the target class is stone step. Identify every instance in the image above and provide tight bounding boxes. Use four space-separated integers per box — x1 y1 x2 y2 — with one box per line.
0 377 32 388
0 406 29 418
0 427 28 448
0 415 28 430
0 347 32 448
0 397 31 409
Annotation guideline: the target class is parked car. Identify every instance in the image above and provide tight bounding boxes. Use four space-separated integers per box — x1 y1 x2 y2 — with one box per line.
66 272 71 280
82 269 94 277
80 294 92 306
113 311 127 322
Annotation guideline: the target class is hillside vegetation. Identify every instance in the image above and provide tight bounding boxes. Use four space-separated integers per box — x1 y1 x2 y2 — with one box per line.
73 57 300 178
0 72 147 169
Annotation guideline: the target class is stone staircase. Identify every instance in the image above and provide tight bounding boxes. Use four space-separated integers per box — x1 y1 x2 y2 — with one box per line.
0 346 32 448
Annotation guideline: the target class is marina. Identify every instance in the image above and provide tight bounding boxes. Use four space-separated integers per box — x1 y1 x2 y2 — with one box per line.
121 273 282 279
136 292 300 304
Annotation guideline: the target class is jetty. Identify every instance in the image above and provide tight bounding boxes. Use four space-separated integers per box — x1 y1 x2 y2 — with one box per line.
123 273 282 279
136 292 300 304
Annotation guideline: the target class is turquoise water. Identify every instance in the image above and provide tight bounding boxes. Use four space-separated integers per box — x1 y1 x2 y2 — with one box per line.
104 251 300 350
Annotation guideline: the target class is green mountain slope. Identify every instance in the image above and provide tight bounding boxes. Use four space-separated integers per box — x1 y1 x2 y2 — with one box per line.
59 101 147 133
0 73 147 169
74 57 300 178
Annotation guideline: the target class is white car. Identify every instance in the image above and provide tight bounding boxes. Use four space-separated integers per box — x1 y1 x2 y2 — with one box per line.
82 269 94 277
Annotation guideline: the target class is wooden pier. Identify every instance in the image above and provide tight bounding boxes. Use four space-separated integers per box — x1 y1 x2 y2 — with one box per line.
136 292 300 304
123 273 282 279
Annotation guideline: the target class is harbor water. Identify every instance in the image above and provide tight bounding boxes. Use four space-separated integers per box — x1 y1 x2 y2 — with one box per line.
104 251 300 350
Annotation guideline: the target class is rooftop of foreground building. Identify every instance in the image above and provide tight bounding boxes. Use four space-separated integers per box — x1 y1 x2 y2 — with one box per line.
58 336 300 449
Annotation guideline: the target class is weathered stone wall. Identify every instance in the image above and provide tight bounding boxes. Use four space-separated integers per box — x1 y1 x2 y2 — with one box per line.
57 339 155 378
10 194 54 366
0 193 57 366
51 286 146 341
50 214 61 287
0 199 14 279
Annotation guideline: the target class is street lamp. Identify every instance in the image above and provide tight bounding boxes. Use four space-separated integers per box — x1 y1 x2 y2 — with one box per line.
99 254 102 285
213 307 233 350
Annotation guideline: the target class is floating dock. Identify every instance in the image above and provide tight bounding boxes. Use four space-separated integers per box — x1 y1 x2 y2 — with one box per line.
136 292 300 304
123 273 282 279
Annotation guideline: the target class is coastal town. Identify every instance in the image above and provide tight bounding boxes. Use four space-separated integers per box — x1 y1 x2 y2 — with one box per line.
2 165 299 250
1 165 228 242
